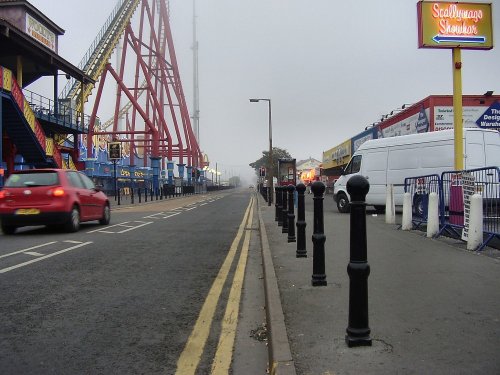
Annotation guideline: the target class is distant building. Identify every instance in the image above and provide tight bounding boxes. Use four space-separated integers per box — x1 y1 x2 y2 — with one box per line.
296 157 321 183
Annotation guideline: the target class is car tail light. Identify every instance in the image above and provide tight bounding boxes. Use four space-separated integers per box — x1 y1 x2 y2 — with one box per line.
0 190 7 199
50 187 66 197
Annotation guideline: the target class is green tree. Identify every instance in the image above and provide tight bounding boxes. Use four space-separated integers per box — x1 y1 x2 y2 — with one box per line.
249 147 292 177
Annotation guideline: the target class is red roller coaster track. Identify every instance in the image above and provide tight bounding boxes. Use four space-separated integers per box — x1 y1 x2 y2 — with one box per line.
85 0 202 171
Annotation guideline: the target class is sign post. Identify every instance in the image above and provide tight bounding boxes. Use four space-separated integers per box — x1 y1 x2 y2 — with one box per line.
417 1 494 170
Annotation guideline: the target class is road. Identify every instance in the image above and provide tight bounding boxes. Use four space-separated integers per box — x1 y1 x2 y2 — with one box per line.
0 189 268 374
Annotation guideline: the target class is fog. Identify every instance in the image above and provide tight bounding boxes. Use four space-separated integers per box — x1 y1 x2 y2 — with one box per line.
28 0 500 184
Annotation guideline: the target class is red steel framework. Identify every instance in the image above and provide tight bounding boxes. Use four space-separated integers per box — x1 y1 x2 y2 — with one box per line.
86 0 202 170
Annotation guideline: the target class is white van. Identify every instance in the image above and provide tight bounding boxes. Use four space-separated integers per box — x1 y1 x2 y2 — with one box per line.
333 128 500 213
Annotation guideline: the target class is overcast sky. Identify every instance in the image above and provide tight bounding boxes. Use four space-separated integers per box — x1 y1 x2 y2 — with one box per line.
29 0 500 183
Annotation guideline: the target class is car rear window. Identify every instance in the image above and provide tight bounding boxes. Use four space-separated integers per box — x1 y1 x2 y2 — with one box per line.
5 172 59 187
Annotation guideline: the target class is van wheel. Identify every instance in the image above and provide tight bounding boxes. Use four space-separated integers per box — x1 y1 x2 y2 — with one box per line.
65 206 80 232
336 193 350 213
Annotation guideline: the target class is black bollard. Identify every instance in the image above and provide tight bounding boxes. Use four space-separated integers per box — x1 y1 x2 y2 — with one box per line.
145 188 148 202
287 185 296 243
274 186 279 222
277 187 283 227
295 183 307 258
281 186 288 234
311 181 326 286
160 187 163 200
117 188 121 206
345 175 372 347
138 188 142 203
131 188 134 204
150 188 154 201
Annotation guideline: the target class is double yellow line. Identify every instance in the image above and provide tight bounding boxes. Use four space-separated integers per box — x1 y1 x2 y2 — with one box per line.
175 196 255 375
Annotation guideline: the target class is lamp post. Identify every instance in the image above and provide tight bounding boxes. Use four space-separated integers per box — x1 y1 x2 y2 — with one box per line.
249 98 273 206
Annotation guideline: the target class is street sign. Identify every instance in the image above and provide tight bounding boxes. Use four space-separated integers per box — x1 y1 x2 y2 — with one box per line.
417 1 493 50
476 101 500 129
108 142 122 160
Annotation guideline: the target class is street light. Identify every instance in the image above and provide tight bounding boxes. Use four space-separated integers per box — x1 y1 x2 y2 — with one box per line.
249 98 273 206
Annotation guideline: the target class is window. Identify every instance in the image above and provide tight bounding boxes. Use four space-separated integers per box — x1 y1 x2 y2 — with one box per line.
67 171 85 189
5 172 59 187
344 155 362 175
78 173 96 190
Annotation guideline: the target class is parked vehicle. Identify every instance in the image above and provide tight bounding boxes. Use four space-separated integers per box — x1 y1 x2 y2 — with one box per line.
333 128 500 213
0 169 111 234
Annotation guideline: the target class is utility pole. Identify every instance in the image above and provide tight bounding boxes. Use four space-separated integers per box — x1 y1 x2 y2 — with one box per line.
192 0 200 145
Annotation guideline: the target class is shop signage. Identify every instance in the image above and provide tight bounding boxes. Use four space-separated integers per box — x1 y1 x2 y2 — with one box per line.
26 14 56 52
417 1 493 50
476 101 500 129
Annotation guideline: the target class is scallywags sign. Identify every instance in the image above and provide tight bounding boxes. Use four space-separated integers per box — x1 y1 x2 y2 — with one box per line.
417 1 493 50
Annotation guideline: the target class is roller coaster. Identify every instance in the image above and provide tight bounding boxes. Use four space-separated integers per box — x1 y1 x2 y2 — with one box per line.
0 0 203 191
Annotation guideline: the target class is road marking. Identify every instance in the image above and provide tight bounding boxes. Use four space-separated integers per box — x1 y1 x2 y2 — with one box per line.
64 240 85 244
86 221 152 234
0 242 58 259
175 197 254 375
23 251 45 257
0 242 93 274
200 203 207 206
211 201 253 374
143 212 181 219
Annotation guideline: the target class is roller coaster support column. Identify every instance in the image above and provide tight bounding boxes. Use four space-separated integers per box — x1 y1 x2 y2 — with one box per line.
186 166 192 192
129 165 136 203
199 170 205 193
150 157 161 195
167 160 174 185
84 159 96 178
178 164 185 196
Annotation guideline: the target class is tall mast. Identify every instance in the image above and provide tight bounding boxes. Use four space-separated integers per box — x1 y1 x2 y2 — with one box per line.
192 0 200 145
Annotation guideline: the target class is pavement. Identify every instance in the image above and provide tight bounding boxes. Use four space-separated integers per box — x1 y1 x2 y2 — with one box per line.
256 193 500 375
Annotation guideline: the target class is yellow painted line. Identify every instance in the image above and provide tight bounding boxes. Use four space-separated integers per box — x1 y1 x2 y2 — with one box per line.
211 203 253 374
175 197 254 375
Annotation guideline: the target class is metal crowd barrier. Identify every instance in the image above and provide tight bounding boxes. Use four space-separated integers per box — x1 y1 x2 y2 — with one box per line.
440 167 500 250
404 174 441 228
403 167 500 250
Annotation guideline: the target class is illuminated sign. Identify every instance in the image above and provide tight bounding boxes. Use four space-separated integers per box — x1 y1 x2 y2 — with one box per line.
26 14 56 52
417 1 493 49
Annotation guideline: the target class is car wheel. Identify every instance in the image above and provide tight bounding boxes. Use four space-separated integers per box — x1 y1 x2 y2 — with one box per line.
374 205 386 213
1 223 17 235
336 193 350 213
99 204 111 225
65 206 80 232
